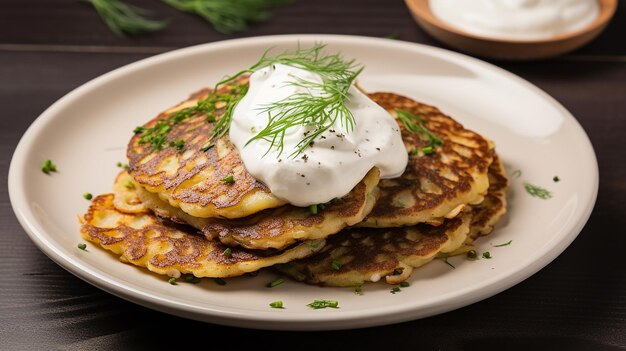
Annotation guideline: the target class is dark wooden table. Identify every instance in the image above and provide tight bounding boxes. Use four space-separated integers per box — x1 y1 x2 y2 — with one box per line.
2 1 625 349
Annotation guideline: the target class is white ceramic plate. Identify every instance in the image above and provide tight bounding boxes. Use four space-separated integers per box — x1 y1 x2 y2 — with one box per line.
8 35 598 330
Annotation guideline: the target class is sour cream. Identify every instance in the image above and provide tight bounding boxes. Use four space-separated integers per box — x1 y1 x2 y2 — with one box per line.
230 64 408 207
430 0 600 40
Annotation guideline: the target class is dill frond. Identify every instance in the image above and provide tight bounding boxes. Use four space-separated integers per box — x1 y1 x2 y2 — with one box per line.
395 109 443 154
86 0 167 36
161 0 290 33
213 43 363 158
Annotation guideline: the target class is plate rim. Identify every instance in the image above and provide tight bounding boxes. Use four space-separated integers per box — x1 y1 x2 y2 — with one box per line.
8 34 599 330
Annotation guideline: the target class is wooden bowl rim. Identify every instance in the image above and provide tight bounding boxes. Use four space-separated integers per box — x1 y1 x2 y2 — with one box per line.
405 0 618 44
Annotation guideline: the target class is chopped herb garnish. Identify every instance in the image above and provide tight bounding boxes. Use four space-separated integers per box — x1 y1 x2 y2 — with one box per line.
553 176 560 182
41 159 57 174
354 285 363 296
267 278 285 288
269 300 284 309
116 162 129 169
221 175 235 184
169 139 185 151
493 240 512 247
390 287 401 294
83 193 93 200
421 146 434 154
409 148 418 156
77 243 87 250
309 204 319 215
466 249 477 259
124 180 135 189
400 281 410 288
134 83 248 152
185 275 200 284
396 109 443 153
307 300 339 309
482 251 492 259
214 278 227 286
223 247 233 257
168 277 177 285
331 260 342 270
511 170 522 178
524 182 553 199
444 257 456 269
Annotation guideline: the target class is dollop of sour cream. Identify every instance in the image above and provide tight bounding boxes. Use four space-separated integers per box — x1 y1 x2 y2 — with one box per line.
430 0 600 40
230 64 408 207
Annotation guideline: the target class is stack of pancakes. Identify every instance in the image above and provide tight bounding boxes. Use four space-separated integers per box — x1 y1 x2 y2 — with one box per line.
80 78 508 287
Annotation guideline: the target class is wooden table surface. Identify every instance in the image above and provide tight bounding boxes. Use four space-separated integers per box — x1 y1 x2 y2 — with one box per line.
1 1 625 349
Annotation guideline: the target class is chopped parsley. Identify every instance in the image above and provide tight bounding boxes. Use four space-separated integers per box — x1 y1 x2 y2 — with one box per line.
309 204 319 215
400 281 410 288
116 162 129 169
524 182 552 199
77 243 87 250
269 301 284 309
221 175 235 184
307 300 339 309
390 286 401 294
214 278 227 286
482 251 492 259
493 240 512 247
169 139 185 151
511 170 522 178
222 247 232 257
124 180 135 189
83 193 93 200
267 278 285 288
354 285 363 296
41 159 57 174
331 260 342 270
168 277 177 285
185 275 200 284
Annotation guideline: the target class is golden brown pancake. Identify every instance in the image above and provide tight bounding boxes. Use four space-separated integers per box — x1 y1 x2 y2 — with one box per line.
360 93 494 228
80 194 325 279
127 77 287 219
447 153 509 256
277 214 471 287
115 169 380 251
277 152 508 287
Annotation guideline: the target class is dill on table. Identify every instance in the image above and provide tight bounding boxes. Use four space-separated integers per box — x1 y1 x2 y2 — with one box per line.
86 0 167 36
162 0 291 33
86 0 290 36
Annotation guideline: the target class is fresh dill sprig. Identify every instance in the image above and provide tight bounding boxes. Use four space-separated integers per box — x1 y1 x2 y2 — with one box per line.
395 109 443 154
86 0 167 37
133 84 247 151
135 43 361 156
524 182 553 199
214 43 362 158
161 0 290 33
